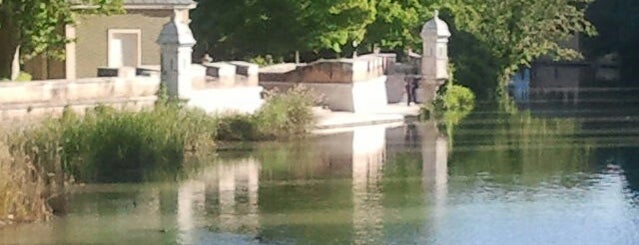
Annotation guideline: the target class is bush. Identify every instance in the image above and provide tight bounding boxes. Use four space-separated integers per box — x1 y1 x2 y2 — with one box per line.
430 83 476 125
16 72 32 82
216 114 258 141
0 71 32 82
247 55 283 67
254 86 318 139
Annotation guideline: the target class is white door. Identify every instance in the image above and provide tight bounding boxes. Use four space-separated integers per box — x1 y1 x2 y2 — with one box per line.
108 30 140 68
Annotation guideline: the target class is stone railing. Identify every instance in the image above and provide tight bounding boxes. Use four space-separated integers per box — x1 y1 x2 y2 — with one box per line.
259 53 395 84
0 75 160 122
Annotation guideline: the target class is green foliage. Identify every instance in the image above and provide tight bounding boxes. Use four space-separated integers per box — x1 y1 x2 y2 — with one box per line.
192 0 375 60
0 0 123 78
10 103 217 183
216 86 318 141
0 137 51 224
584 0 639 81
216 114 258 141
248 55 283 67
255 86 318 138
431 83 476 126
441 0 595 87
361 0 432 51
15 71 32 82
1 85 316 185
0 71 32 82
191 0 595 99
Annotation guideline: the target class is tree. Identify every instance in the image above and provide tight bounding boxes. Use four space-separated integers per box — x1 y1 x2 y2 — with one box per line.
191 0 375 61
190 0 594 99
584 0 639 81
0 0 122 80
302 0 376 53
361 0 431 51
443 0 595 90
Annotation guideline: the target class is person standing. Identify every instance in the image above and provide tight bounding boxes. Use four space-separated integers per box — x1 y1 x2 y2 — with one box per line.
405 70 420 106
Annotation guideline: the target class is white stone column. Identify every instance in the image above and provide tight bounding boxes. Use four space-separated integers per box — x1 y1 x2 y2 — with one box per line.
157 11 196 101
420 10 451 104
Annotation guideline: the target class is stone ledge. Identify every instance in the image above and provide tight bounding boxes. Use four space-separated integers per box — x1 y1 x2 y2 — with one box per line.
0 96 158 110
0 96 157 122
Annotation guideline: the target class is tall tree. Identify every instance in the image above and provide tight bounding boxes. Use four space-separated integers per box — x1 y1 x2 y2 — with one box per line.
361 0 431 51
0 0 122 79
443 0 595 88
191 0 376 61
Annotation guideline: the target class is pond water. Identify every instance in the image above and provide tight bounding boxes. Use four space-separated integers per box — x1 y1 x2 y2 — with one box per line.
2 89 639 245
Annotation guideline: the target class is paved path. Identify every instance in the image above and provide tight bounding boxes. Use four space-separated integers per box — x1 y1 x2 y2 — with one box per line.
313 103 420 134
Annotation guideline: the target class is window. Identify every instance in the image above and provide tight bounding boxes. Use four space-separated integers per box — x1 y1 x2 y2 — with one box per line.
107 29 142 68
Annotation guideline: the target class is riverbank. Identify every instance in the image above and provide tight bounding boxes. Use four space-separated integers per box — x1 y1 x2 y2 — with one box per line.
0 87 316 223
313 103 420 134
0 85 423 226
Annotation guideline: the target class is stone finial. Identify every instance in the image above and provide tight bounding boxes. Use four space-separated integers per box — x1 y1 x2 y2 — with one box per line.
156 15 196 46
420 9 451 39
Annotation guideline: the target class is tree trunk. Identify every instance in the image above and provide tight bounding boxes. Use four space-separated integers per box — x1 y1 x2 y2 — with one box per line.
0 6 20 80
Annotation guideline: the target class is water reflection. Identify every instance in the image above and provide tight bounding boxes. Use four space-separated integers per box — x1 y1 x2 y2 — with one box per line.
351 125 385 245
176 157 261 243
2 99 639 244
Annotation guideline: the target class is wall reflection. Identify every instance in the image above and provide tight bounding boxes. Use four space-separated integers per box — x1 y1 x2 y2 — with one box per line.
351 125 386 245
420 121 449 241
176 158 260 242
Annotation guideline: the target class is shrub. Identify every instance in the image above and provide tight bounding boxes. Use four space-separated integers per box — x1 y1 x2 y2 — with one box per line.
216 113 258 141
255 86 318 139
0 71 32 82
430 83 476 125
16 72 32 82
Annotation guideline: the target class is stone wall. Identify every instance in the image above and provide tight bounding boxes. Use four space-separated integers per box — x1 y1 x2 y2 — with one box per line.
260 54 394 84
0 76 160 122
259 54 400 112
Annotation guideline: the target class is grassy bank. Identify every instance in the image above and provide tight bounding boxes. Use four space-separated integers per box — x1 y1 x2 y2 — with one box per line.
0 86 316 224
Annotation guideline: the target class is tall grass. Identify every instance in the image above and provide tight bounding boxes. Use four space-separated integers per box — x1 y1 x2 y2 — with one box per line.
0 86 316 223
0 137 52 225
58 103 219 183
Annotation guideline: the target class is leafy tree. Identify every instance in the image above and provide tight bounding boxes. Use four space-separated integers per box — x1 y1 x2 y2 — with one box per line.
442 0 595 90
0 0 122 79
584 0 639 81
191 0 375 61
361 0 431 51
191 0 595 99
303 0 376 53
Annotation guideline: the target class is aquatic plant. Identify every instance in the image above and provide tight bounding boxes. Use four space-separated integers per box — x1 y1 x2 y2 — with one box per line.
0 137 52 225
60 103 219 183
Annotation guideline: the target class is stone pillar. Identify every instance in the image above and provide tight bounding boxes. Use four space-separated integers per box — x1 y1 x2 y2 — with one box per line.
157 11 196 101
420 10 451 104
